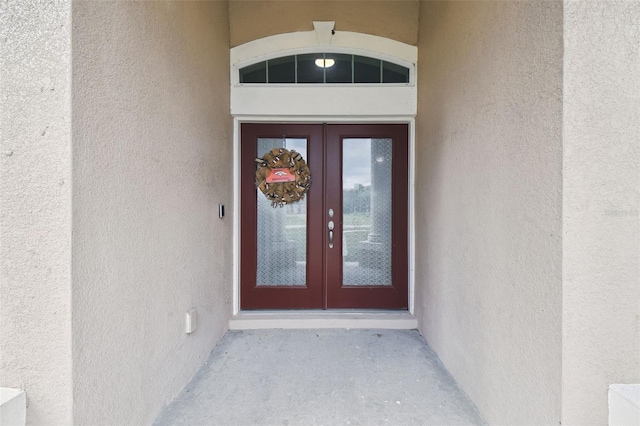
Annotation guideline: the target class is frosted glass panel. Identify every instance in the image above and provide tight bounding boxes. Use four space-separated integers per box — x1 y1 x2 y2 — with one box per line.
342 138 392 286
256 138 308 286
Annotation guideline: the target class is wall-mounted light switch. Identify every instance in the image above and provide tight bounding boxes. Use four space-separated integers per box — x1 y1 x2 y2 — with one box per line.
218 204 224 219
185 309 197 334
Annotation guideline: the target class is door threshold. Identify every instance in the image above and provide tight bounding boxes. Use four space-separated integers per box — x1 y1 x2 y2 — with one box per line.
229 310 417 330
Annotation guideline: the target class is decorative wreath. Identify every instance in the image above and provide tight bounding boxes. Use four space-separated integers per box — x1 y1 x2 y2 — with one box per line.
255 148 312 207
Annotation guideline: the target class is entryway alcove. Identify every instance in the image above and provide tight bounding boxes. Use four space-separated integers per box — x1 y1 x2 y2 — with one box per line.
230 22 418 323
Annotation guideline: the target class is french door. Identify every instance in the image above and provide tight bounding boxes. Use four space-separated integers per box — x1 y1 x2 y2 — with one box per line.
240 123 408 309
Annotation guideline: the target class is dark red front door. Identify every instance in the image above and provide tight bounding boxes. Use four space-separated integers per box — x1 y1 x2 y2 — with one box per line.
240 123 408 309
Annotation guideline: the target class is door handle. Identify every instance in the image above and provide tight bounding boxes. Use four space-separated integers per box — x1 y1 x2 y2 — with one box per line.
328 220 334 249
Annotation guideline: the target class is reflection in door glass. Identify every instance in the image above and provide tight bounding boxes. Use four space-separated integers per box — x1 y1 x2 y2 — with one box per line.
342 138 392 286
256 138 308 286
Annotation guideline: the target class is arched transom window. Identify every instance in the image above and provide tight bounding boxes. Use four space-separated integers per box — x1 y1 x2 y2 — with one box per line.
239 53 410 84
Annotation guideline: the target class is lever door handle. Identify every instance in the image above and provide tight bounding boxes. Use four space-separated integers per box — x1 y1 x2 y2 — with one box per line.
328 220 335 249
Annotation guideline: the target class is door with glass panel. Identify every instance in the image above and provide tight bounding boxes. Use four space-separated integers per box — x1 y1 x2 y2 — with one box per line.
240 123 408 309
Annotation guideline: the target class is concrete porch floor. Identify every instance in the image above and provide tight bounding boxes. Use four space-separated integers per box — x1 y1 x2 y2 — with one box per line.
154 329 486 426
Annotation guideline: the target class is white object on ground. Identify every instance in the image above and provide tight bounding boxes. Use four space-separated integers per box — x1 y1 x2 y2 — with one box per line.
0 388 26 426
609 384 640 426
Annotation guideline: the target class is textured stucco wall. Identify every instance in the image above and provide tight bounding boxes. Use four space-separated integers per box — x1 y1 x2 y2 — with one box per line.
415 1 563 424
0 1 73 424
72 1 232 424
562 2 640 424
229 0 419 47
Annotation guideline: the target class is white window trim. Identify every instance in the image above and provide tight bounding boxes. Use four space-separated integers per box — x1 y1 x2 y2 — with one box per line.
230 23 418 118
231 23 417 77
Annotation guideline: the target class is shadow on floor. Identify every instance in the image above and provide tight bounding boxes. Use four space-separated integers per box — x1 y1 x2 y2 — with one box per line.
154 329 486 426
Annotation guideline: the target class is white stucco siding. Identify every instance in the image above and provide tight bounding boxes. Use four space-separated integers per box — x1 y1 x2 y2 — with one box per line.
415 1 563 424
562 2 640 424
71 1 232 424
0 1 73 424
